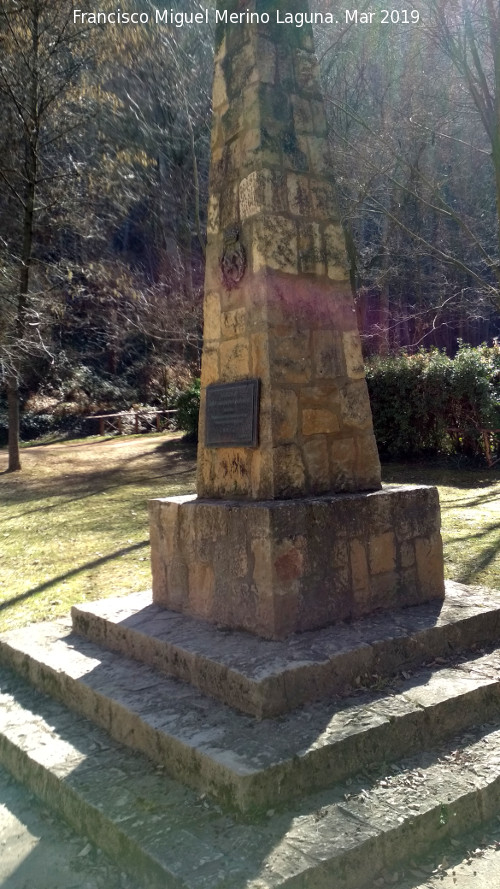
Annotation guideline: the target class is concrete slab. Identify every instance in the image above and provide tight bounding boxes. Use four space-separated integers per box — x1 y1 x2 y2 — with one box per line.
70 580 500 717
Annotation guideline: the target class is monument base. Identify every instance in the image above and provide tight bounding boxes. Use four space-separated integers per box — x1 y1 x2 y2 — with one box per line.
149 485 444 641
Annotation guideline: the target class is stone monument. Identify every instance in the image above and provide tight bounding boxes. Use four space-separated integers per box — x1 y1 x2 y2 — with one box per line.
149 0 445 640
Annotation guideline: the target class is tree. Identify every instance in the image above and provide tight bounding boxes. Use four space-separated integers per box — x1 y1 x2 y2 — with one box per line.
51 10 212 396
315 0 499 353
427 0 500 269
0 0 96 470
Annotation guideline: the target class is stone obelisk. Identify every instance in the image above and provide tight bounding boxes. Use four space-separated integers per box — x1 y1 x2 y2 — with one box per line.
197 0 381 499
149 0 445 640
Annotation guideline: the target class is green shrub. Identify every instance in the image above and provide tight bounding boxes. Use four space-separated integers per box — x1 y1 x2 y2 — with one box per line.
175 378 200 440
366 343 500 460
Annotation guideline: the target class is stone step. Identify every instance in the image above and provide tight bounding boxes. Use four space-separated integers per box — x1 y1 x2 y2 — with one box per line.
71 581 500 718
2 615 500 814
2 662 500 889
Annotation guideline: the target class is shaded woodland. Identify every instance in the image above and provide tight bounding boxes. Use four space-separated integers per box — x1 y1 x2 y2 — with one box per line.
0 0 499 468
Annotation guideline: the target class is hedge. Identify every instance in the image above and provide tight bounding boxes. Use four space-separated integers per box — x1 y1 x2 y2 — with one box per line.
365 342 500 459
4 344 498 462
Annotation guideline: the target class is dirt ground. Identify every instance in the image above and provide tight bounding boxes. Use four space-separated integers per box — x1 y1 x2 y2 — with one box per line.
0 432 196 482
0 766 139 889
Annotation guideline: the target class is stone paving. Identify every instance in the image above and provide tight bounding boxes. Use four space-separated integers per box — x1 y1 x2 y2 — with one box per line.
2 660 500 888
392 819 500 889
3 587 500 815
71 580 500 717
3 758 500 889
2 590 500 889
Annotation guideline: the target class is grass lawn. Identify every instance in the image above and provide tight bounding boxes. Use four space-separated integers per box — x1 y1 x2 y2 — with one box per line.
0 434 498 633
0 433 196 632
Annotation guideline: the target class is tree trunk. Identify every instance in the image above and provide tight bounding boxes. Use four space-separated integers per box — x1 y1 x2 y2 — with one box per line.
5 0 39 471
7 376 21 472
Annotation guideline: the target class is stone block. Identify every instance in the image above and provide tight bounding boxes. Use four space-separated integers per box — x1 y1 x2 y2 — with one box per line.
300 383 340 409
287 132 311 173
287 173 311 216
239 169 274 220
309 179 336 220
252 216 298 274
221 307 247 338
272 444 306 496
350 539 369 591
294 49 321 92
370 571 398 610
324 222 349 280
238 128 262 169
212 62 228 110
369 532 397 575
302 408 340 435
272 388 298 441
188 563 215 619
202 291 221 342
354 432 382 490
297 221 325 275
200 347 219 387
255 37 276 84
291 94 316 133
219 338 250 379
340 380 375 432
393 486 442 541
149 485 445 640
400 540 416 569
343 331 365 379
220 95 244 141
331 436 356 479
225 41 257 95
311 100 328 135
415 533 445 597
306 135 332 176
271 330 312 384
302 436 329 488
311 329 344 379
250 331 270 379
219 180 239 228
206 194 220 235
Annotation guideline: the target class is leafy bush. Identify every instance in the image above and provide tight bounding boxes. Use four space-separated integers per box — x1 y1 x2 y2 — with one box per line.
366 343 500 460
175 378 200 440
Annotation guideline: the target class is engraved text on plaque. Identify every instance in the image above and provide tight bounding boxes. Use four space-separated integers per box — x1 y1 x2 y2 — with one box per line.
205 379 260 448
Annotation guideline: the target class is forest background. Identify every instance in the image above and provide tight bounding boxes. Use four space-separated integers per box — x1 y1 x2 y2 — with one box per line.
1 0 499 470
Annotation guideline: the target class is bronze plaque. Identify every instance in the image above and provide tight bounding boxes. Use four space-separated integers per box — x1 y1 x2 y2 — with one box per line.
205 379 260 448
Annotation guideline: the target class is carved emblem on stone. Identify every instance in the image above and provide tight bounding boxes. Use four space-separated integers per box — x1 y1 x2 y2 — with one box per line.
220 227 246 289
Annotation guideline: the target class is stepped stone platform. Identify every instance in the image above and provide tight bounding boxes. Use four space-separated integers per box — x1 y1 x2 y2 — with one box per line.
2 610 500 815
1 580 500 887
71 580 500 718
2 643 500 888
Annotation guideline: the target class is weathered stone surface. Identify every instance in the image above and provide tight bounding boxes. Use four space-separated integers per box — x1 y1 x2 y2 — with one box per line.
148 1 446 646
0 596 493 798
302 408 340 435
149 485 445 640
3 605 500 876
195 1 382 501
343 330 365 379
196 276 382 501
